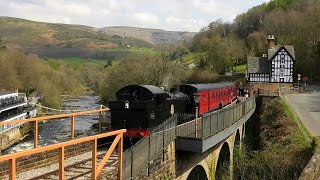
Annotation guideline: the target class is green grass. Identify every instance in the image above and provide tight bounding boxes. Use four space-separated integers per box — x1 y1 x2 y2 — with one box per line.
234 64 246 73
233 97 315 180
181 52 206 65
128 47 157 56
47 57 115 70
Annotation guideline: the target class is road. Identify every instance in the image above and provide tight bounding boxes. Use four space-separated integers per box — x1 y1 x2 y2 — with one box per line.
285 84 320 136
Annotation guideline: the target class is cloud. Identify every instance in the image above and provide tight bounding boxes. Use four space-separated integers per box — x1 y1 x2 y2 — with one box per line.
133 12 160 24
0 0 269 32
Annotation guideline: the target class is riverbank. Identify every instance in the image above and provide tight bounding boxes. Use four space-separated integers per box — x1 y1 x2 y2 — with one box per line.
233 97 315 179
4 95 101 154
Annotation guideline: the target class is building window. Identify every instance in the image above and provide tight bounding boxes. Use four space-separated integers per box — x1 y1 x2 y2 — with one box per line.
280 68 284 77
281 57 285 64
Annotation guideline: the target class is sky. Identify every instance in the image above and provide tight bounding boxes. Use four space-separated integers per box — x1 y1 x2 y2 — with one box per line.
0 0 270 32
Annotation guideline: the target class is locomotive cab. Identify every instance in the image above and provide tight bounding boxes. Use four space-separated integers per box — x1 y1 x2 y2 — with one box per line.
109 85 171 138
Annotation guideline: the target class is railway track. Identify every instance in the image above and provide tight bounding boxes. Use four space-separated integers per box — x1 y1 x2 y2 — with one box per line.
28 151 119 180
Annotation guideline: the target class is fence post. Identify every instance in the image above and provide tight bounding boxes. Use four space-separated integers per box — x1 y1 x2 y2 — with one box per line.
130 149 133 180
99 105 103 134
217 112 219 132
71 114 75 139
222 111 225 129
92 139 97 180
147 135 151 176
195 107 198 138
175 116 177 137
59 146 65 180
162 124 165 162
201 117 204 138
233 107 236 123
118 134 123 180
34 119 38 148
9 158 16 180
210 113 212 136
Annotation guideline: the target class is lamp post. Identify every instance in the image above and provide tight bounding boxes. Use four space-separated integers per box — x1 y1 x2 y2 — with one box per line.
298 74 301 93
193 93 200 138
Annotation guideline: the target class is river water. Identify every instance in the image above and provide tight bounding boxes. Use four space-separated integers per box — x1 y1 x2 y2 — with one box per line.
5 96 101 154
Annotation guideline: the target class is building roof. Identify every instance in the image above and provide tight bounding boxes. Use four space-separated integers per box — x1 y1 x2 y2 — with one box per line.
268 45 295 60
0 91 14 96
247 57 270 74
0 92 19 99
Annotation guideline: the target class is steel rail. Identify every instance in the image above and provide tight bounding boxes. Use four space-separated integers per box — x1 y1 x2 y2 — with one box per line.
0 129 126 180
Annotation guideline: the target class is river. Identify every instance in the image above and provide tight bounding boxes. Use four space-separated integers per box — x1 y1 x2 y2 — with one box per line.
5 95 102 154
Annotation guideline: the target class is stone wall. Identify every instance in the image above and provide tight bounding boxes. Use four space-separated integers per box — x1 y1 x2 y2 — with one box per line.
249 82 293 96
130 126 242 180
299 149 320 180
0 122 33 151
175 127 242 180
133 142 176 180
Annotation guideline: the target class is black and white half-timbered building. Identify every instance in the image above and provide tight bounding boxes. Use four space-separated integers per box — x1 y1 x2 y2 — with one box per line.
246 35 295 84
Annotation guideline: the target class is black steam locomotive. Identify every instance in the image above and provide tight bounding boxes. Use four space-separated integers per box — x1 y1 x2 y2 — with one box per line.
109 82 237 140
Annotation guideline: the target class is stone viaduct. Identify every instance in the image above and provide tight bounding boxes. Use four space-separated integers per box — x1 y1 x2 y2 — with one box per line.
124 97 255 180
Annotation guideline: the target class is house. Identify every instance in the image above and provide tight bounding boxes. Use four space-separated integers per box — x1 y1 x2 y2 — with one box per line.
246 35 295 94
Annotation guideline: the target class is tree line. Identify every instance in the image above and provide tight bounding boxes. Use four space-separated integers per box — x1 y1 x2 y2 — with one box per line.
192 0 320 81
0 47 105 108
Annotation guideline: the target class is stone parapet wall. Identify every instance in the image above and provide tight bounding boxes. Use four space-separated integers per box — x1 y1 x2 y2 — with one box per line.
133 142 176 180
0 122 33 151
299 149 320 180
249 82 293 96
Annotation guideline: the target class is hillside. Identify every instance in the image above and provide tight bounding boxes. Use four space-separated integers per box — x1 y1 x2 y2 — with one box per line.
0 17 194 59
99 26 195 44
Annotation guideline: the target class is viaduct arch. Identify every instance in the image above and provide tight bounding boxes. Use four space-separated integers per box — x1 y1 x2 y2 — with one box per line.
177 124 244 180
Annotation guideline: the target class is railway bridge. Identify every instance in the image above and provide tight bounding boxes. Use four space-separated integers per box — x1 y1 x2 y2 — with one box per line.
0 96 255 180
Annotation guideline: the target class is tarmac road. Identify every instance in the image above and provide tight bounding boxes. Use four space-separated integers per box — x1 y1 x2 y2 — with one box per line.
285 85 320 136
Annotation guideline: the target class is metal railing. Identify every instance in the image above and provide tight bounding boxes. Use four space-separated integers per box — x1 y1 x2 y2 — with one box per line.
0 108 109 148
123 115 177 179
123 97 256 179
176 97 255 139
0 129 126 180
0 96 26 109
258 89 280 97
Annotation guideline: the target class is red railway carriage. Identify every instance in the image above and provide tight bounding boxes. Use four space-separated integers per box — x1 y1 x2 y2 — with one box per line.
179 82 237 115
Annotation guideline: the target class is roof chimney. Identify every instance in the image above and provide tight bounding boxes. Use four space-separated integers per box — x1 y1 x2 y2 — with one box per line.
267 35 275 49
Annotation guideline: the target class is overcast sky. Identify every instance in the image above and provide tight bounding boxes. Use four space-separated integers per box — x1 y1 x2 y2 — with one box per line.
0 0 270 32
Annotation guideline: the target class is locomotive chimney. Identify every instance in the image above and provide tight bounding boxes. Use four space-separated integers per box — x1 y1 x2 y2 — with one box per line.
267 35 276 49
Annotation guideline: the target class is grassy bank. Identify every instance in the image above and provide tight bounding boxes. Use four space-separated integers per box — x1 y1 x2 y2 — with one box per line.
233 97 315 180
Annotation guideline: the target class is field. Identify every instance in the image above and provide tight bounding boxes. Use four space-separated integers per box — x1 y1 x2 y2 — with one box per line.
46 57 117 70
